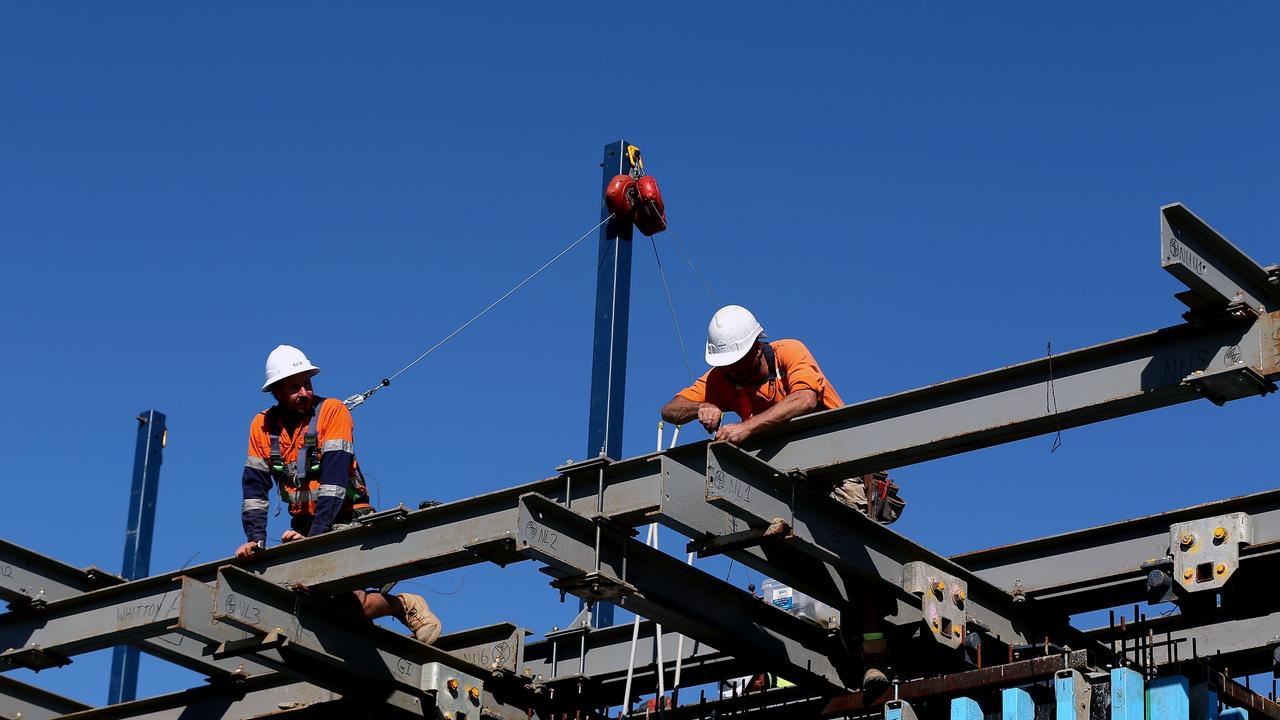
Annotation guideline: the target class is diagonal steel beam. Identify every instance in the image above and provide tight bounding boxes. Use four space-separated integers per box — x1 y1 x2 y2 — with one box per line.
207 567 489 718
0 674 91 719
515 492 856 692
699 442 1048 647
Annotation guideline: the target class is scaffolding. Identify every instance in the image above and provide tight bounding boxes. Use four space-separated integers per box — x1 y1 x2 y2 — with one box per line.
3 203 1280 719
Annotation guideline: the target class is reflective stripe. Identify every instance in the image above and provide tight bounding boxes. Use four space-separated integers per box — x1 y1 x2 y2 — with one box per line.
316 484 347 499
242 498 270 512
321 439 354 454
245 456 270 471
280 486 314 503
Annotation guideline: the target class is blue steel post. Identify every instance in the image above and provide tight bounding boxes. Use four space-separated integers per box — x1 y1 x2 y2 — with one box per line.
583 140 637 628
108 410 166 704
1002 687 1035 720
1111 667 1146 720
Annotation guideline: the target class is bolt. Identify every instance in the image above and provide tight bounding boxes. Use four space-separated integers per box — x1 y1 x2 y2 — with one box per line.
1183 568 1195 581
1216 564 1227 576
953 590 966 606
931 580 946 596
931 618 941 630
1180 533 1196 549
447 678 459 693
1213 527 1228 542
952 626 962 638
469 686 481 703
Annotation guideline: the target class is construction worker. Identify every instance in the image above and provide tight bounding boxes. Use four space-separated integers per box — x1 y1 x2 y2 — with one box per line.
660 305 897 692
235 345 442 644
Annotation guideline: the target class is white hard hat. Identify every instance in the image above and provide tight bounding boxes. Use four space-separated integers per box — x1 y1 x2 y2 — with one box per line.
705 305 764 367
261 345 321 392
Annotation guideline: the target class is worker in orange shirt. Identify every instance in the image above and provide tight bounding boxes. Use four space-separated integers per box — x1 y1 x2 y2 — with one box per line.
234 345 441 645
660 305 902 519
660 305 900 692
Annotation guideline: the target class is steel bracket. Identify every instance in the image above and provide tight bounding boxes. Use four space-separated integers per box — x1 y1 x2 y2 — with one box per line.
212 629 289 660
0 644 71 670
422 661 484 719
1169 512 1253 593
902 562 968 649
686 518 793 558
356 504 412 527
1184 365 1277 406
549 572 636 603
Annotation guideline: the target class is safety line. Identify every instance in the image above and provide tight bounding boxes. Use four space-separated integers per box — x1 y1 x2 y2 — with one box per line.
347 214 614 408
668 228 721 307
649 236 696 383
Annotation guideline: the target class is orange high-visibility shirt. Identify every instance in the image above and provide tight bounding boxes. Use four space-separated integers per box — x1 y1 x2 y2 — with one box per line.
676 339 843 421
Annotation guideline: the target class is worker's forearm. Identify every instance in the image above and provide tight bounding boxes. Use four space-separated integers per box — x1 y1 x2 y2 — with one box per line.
661 396 708 424
742 390 817 435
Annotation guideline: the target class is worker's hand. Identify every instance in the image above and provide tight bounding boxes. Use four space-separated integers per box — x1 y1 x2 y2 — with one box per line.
235 541 262 560
716 422 752 445
696 404 724 432
280 530 305 544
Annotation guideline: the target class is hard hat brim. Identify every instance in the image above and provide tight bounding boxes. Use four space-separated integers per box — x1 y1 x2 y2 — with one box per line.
261 366 321 392
706 344 753 367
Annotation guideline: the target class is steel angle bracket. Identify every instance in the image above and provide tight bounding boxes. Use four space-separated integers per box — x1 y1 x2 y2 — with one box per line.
422 662 485 720
902 563 969 649
1169 512 1253 594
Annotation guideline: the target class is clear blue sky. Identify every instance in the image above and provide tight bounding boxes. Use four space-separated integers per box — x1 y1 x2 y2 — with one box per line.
2 2 1278 706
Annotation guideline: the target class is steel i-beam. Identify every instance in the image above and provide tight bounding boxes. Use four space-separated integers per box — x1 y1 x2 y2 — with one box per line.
514 492 856 692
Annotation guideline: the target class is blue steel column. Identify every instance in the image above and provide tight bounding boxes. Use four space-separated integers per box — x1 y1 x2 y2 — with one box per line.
583 140 636 628
108 410 166 704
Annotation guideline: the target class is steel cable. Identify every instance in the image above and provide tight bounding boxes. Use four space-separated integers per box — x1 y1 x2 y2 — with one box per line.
347 214 614 408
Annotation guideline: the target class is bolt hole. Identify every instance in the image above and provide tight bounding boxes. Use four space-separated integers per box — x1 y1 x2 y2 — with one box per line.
1195 562 1214 583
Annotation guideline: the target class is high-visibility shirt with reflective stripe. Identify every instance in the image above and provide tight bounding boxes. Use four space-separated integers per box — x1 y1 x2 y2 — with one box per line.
241 397 366 541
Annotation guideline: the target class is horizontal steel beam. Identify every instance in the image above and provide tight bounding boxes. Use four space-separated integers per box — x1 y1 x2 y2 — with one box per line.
515 492 855 692
0 541 270 680
0 674 91 720
0 540 121 609
952 488 1280 612
1088 606 1280 677
55 674 344 720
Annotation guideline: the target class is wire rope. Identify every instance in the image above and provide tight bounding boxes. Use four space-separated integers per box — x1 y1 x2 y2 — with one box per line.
346 214 614 408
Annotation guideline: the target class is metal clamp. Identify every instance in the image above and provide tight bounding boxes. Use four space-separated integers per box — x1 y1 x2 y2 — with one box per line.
1169 512 1252 593
901 562 968 649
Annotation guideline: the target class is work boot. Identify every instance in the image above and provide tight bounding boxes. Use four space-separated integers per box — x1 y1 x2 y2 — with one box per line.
862 665 889 698
399 593 442 644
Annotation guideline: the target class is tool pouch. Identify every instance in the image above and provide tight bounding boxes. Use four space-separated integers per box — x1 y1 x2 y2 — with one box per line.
863 471 906 525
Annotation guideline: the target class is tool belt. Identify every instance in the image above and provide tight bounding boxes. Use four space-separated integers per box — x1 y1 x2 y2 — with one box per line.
863 471 906 524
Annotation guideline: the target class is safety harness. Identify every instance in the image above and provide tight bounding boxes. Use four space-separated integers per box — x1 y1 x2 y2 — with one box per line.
266 398 369 516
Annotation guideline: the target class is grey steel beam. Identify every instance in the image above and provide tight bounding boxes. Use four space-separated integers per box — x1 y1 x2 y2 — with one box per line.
0 539 121 609
0 674 91 719
1161 203 1280 314
207 567 488 718
1088 606 1280 677
952 488 1280 611
514 492 856 692
521 618 737 704
56 674 344 720
0 540 270 680
699 442 1047 647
